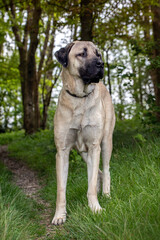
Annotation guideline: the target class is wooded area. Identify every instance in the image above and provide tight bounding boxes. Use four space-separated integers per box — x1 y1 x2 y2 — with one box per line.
0 1 160 239
1 0 160 134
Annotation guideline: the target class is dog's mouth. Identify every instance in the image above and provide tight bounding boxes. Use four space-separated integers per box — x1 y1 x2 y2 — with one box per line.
79 58 104 85
80 68 104 85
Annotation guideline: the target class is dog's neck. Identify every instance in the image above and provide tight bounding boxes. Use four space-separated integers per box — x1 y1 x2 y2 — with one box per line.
61 68 95 97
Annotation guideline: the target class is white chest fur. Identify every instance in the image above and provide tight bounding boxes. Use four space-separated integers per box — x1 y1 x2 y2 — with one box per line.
70 96 105 152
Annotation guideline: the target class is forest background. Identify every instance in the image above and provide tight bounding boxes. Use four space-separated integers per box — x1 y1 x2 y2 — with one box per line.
1 0 160 133
0 1 160 239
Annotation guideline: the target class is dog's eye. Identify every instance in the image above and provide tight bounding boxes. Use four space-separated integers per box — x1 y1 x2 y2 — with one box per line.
77 52 87 57
96 50 101 58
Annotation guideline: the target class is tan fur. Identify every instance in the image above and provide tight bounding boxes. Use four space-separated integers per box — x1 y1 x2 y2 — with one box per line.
52 41 115 225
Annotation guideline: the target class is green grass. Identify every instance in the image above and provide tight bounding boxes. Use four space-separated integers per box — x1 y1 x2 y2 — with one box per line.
0 162 45 240
0 121 160 239
0 131 24 145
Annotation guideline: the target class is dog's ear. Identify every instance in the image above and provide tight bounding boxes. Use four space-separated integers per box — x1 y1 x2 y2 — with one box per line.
55 43 74 67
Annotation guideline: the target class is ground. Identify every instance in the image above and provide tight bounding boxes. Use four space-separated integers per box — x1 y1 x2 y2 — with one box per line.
0 126 160 240
0 145 55 239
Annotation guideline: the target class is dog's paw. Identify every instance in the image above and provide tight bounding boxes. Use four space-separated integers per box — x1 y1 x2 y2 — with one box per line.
88 196 102 213
103 192 111 199
89 201 102 213
52 211 67 225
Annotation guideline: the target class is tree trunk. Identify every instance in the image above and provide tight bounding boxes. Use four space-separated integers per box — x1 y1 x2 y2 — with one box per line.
80 0 93 41
137 56 143 109
41 79 53 130
151 2 160 121
7 0 42 134
105 48 112 95
41 18 58 130
117 77 124 120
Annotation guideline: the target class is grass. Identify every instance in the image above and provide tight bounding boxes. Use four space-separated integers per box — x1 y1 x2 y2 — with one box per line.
0 162 45 240
0 120 160 239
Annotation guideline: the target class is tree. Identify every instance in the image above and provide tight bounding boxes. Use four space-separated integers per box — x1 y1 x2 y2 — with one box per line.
40 17 60 130
2 0 65 133
1 0 160 130
151 1 160 121
80 0 93 41
3 0 42 134
126 0 160 122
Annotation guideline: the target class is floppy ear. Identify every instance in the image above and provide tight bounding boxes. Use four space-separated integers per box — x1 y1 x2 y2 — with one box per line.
55 43 75 67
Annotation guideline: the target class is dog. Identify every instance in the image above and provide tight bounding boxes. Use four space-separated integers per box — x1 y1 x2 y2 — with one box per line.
52 41 115 225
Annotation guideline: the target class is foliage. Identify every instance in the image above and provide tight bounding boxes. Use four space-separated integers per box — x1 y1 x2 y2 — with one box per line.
0 131 24 145
0 1 160 238
0 50 22 131
0 0 160 132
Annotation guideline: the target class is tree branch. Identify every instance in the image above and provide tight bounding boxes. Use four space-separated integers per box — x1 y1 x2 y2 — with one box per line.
27 0 41 81
38 17 51 82
2 0 22 48
9 0 22 46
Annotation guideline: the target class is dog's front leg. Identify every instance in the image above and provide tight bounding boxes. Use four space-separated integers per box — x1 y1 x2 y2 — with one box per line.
52 148 69 225
87 145 102 212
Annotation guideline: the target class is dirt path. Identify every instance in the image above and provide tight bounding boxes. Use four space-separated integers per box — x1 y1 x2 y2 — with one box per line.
0 145 55 239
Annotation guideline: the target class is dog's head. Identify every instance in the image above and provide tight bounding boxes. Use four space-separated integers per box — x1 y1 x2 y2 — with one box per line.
55 41 104 85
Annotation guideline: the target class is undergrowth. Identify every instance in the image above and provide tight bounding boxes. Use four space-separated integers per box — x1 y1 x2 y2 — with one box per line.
0 120 160 239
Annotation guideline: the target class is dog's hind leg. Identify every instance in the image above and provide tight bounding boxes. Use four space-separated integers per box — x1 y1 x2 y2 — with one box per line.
80 152 102 193
101 134 113 197
97 169 103 193
52 148 70 225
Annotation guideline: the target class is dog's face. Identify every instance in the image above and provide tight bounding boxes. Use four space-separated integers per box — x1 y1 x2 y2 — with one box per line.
55 41 104 84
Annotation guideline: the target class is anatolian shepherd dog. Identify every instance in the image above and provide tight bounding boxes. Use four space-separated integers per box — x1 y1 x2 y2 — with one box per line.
52 41 115 225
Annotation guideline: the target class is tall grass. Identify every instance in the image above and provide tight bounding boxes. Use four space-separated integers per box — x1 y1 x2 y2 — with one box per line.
0 121 160 239
52 134 160 240
0 163 44 240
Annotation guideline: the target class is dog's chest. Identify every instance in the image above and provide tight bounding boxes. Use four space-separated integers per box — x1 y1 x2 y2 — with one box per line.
70 98 104 130
69 99 105 152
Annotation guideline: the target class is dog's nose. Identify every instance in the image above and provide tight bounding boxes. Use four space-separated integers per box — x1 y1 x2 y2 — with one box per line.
96 59 104 68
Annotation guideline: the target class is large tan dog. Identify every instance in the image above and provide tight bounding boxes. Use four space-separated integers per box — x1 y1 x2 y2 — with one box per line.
52 41 115 225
